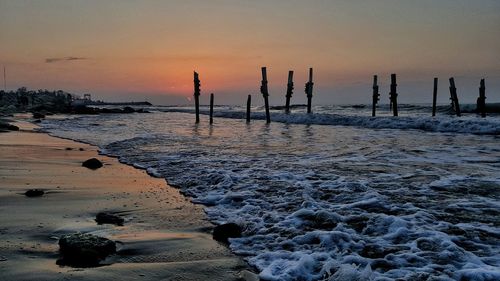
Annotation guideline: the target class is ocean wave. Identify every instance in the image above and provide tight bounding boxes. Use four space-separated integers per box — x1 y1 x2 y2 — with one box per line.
100 131 500 280
158 107 500 135
40 111 500 280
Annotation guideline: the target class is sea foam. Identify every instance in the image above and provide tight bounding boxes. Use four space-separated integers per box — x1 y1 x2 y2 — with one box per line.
40 110 500 280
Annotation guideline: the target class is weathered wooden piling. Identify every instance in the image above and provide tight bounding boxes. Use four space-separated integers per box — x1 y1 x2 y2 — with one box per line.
432 78 438 117
209 93 214 124
449 80 455 112
260 67 271 123
305 68 314 113
449 77 461 117
389 74 398 116
193 71 201 123
285 71 294 113
372 75 379 117
477 79 486 118
246 94 251 122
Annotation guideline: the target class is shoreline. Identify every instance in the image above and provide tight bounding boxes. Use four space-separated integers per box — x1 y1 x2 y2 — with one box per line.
0 119 254 281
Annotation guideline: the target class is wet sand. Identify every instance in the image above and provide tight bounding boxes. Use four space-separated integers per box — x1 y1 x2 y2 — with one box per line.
0 121 253 281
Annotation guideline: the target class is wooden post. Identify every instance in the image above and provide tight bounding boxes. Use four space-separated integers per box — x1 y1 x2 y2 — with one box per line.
432 77 438 117
449 79 456 112
477 79 486 118
449 77 461 117
389 74 398 116
209 93 214 124
285 70 294 113
260 67 271 123
305 68 314 113
246 94 251 122
193 71 201 123
372 75 379 117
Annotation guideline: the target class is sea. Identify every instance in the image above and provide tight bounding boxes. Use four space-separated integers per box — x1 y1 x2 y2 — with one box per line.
40 104 500 281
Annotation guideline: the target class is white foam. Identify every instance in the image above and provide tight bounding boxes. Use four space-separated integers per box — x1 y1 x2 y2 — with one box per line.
39 110 500 280
160 106 500 135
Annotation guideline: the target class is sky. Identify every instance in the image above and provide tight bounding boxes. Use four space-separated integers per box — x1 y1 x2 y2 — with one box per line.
1 0 499 105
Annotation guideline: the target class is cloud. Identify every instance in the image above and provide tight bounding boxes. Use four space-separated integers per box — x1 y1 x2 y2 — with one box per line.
45 57 88 63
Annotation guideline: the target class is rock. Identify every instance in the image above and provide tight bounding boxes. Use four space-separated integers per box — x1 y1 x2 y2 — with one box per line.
58 233 116 266
82 158 103 170
95 212 124 226
0 122 19 131
32 112 45 119
212 223 242 243
8 124 19 131
79 148 85 151
24 189 44 197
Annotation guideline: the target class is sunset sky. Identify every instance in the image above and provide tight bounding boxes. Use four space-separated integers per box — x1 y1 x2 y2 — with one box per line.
1 0 499 105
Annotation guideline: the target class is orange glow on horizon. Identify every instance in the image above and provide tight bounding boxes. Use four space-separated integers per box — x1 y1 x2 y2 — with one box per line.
1 1 499 104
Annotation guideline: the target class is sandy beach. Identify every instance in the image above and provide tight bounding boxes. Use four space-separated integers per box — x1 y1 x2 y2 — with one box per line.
0 120 253 281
